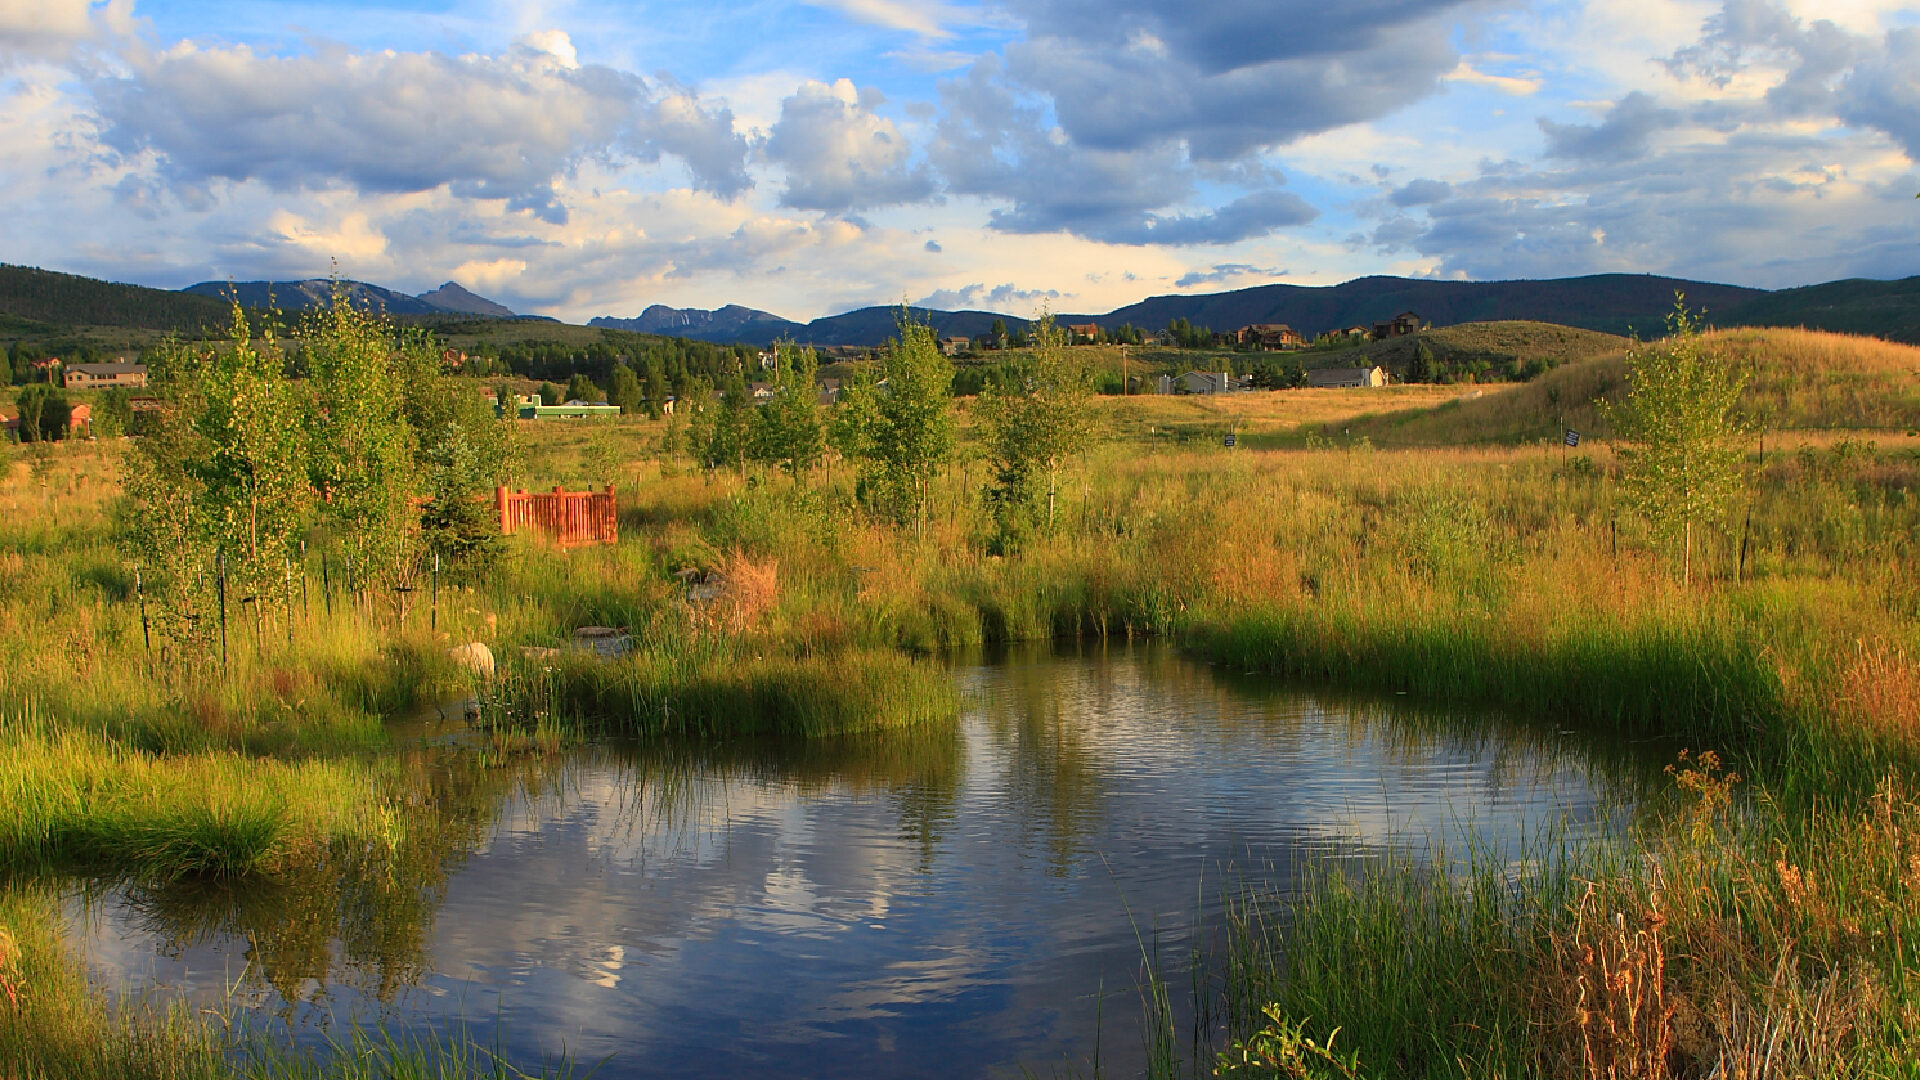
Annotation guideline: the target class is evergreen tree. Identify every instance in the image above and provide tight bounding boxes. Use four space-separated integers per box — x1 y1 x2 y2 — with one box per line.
606 362 645 414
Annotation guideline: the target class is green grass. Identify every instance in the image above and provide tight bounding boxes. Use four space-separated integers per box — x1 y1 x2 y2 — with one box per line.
0 713 399 878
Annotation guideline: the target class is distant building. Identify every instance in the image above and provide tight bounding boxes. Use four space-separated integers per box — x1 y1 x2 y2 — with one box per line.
938 337 971 357
515 399 623 419
816 377 843 405
1306 366 1387 389
1371 312 1424 340
63 362 148 389
1180 370 1236 395
750 381 777 401
1235 324 1303 350
1154 374 1175 395
1067 323 1102 344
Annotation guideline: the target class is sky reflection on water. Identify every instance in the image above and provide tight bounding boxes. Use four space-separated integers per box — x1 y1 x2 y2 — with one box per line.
63 642 1648 1078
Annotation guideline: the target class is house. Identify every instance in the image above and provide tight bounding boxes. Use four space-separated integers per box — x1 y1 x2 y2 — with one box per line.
1306 366 1387 388
1154 374 1175 395
1067 323 1102 344
1180 370 1236 395
938 337 970 357
1371 312 1424 340
816 377 843 405
515 400 623 419
63 362 148 389
750 381 777 402
1235 324 1303 350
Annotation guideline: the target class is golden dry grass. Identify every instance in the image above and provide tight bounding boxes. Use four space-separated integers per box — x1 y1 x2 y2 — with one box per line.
1339 327 1920 447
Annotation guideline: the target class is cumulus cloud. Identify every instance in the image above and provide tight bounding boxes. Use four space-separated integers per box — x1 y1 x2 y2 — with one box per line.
1000 0 1471 160
928 57 1316 244
1389 178 1453 206
1538 92 1680 160
763 78 934 211
915 282 1059 309
89 31 750 223
1357 0 1920 287
0 0 133 64
1666 0 1920 158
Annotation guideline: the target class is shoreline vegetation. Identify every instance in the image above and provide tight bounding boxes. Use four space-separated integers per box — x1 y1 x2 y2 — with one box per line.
2 305 1918 1077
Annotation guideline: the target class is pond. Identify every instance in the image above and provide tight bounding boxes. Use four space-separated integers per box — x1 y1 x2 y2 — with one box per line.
61 642 1652 1078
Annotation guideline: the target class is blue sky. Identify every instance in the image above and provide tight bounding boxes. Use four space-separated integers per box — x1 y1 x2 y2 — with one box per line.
2 0 1916 320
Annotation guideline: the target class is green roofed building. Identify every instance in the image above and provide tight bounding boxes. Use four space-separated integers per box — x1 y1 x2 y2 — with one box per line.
508 398 623 420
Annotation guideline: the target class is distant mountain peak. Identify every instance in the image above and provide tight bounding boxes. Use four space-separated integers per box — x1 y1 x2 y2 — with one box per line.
417 281 515 318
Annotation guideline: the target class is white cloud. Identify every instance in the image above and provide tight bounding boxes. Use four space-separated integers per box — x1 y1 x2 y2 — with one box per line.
762 78 934 212
88 30 750 225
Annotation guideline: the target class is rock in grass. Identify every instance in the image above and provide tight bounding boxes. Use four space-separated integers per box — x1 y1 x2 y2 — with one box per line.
448 642 495 681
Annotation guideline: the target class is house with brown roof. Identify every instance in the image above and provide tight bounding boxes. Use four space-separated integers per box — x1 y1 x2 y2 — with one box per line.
1235 324 1303 350
939 337 971 357
1067 323 1102 344
64 362 148 389
1371 312 1424 340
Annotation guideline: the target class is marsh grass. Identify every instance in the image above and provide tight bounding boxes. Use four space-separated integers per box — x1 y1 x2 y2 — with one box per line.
2 331 1918 1077
0 712 399 878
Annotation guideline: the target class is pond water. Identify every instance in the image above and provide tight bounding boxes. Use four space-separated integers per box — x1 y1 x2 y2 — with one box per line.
61 643 1651 1078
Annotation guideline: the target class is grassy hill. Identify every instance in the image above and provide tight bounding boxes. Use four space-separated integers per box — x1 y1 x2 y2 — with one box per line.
0 265 231 332
1300 320 1628 380
1339 328 1920 446
1723 276 1920 344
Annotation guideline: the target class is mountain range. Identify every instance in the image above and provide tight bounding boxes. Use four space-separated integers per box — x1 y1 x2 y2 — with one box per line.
592 273 1920 347
181 278 532 318
4 263 1918 346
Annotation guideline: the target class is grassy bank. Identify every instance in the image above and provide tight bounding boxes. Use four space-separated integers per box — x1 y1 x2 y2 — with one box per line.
1 331 1917 1076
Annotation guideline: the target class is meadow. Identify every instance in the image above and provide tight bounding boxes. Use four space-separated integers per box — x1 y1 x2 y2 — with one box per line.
1 324 1918 1077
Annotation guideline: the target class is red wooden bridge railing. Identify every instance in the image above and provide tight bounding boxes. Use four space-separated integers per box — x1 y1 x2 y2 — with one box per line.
496 485 618 547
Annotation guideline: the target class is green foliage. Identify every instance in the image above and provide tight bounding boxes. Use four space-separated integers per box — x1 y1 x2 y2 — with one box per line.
978 314 1095 549
396 329 513 576
122 304 312 629
605 362 644 414
563 372 604 403
749 340 824 478
1166 317 1216 349
695 376 753 474
537 381 563 406
1602 298 1752 584
855 312 956 532
303 290 418 594
14 384 70 442
0 263 232 331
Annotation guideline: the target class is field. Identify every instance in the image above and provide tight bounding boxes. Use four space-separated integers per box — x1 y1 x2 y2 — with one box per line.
2 321 1919 1077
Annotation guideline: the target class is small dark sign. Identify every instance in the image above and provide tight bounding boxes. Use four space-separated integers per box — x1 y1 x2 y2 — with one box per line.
1224 433 1238 448
1564 429 1581 447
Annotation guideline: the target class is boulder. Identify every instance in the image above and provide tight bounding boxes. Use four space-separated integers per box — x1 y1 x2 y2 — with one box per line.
448 641 495 681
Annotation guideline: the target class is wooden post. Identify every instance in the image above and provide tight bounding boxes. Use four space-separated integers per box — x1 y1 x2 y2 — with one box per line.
216 552 229 673
497 485 511 535
137 565 151 656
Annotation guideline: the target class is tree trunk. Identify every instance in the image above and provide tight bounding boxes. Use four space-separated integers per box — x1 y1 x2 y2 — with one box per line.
1683 518 1693 588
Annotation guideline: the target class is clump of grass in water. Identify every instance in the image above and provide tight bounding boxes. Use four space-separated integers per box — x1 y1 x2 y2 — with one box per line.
479 647 959 740
0 711 399 879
